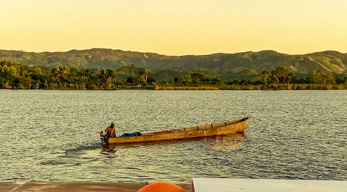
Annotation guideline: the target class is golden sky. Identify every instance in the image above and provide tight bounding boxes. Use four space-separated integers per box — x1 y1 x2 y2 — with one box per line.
1 0 347 55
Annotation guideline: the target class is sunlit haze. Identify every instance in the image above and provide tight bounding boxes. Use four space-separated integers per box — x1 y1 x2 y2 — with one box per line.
1 0 347 55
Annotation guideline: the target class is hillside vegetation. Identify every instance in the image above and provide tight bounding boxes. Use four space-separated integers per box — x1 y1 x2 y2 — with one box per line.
0 49 346 81
1 60 346 90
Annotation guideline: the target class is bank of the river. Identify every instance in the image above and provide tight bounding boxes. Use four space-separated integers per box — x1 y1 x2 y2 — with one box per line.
155 84 347 90
118 84 347 90
1 83 346 90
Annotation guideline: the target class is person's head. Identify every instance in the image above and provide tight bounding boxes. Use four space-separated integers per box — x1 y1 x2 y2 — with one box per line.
111 123 115 128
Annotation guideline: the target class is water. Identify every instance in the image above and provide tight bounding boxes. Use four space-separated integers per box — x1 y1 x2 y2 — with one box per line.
0 90 346 183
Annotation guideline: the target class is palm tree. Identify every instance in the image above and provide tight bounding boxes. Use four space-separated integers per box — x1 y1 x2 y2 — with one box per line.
144 69 148 83
262 70 272 86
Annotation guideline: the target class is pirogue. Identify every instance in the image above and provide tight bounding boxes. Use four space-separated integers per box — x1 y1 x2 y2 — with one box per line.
100 117 250 145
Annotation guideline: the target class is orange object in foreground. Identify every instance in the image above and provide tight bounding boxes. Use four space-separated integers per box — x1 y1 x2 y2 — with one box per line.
138 182 186 192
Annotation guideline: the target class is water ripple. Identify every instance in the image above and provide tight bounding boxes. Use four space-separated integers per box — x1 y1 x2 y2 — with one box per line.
0 90 346 182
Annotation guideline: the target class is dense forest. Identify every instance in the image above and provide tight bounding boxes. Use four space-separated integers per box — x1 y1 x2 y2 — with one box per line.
1 60 346 90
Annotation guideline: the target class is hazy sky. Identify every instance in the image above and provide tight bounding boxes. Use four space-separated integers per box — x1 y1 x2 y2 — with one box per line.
1 0 347 55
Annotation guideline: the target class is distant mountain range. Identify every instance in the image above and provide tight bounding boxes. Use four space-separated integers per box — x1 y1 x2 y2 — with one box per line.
0 49 346 81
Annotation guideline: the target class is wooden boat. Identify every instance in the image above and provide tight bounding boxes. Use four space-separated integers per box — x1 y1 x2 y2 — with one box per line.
100 117 250 145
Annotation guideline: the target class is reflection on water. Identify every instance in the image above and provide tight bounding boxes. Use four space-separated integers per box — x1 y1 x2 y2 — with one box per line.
100 148 117 158
204 134 245 153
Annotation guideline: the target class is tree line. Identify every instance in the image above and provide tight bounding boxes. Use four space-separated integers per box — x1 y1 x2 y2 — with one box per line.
260 66 346 90
0 60 121 89
1 60 346 90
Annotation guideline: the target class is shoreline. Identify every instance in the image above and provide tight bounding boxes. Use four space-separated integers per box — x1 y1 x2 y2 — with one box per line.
0 86 346 91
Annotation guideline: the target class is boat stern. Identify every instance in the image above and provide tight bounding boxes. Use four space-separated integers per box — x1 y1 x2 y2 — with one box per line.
100 131 109 145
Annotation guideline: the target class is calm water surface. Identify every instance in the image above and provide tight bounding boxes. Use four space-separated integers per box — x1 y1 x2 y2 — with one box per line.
0 90 346 183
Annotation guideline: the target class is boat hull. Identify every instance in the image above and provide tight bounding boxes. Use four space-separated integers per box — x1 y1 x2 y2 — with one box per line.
103 117 250 145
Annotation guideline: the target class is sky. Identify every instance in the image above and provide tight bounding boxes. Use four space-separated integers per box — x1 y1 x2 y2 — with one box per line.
1 0 347 55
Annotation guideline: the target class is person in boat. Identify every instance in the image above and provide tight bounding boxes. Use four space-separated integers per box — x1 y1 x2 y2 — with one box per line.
104 123 117 137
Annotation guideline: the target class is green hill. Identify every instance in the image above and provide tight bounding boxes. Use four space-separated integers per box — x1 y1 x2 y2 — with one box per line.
0 48 346 81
